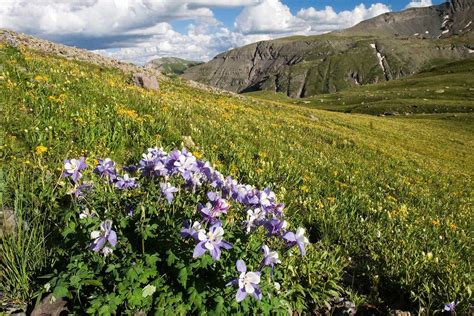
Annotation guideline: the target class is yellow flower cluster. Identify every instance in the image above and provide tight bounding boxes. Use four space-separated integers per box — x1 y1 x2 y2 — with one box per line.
34 75 49 82
35 145 48 155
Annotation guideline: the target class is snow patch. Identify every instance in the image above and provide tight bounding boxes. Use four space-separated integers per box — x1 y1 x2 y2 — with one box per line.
369 43 388 79
442 29 449 34
469 49 474 54
465 21 472 28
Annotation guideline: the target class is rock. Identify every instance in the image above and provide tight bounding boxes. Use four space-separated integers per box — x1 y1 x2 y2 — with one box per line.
0 208 16 237
435 89 445 93
132 73 159 91
31 294 68 316
383 111 399 116
309 114 319 121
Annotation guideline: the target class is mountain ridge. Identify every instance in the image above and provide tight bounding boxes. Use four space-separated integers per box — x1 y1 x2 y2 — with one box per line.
182 0 473 97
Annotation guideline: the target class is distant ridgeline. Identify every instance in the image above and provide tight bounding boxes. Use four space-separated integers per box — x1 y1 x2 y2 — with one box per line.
182 0 474 97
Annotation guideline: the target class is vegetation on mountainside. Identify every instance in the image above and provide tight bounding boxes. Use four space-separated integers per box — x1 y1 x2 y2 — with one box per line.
0 44 472 314
246 57 474 116
146 57 203 76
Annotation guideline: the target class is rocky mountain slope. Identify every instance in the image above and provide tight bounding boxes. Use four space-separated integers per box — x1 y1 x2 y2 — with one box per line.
182 0 473 97
145 57 203 75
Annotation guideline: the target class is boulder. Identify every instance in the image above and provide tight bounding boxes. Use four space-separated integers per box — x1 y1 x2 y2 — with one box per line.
132 73 159 91
31 294 67 316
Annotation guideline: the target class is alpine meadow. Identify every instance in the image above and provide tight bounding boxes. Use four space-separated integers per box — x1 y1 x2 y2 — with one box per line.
0 0 473 315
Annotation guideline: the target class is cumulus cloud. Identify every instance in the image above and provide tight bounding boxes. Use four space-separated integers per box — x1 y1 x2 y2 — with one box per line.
297 3 391 33
0 0 394 64
405 0 433 9
235 0 309 34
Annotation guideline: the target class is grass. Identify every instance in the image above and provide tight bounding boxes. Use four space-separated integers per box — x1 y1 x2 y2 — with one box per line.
0 43 473 312
246 57 474 115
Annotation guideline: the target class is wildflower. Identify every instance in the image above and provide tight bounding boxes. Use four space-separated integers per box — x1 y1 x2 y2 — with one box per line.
283 227 310 256
180 220 202 240
90 220 117 256
63 157 87 183
261 245 281 268
264 218 287 236
94 158 117 181
226 260 262 302
245 208 266 233
35 145 48 155
74 182 93 199
115 174 137 189
160 182 179 204
199 192 231 222
443 301 458 312
193 221 232 260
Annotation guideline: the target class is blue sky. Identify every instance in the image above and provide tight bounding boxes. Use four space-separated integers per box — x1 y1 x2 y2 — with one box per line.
0 0 446 63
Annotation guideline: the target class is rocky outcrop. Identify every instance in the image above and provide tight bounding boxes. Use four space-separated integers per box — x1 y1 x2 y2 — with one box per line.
182 0 473 98
0 29 162 78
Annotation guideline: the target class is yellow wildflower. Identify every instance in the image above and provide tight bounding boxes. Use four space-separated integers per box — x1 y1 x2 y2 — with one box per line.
432 219 440 226
35 145 48 155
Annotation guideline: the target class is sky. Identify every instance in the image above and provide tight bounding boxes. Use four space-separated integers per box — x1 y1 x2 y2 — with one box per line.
0 0 446 64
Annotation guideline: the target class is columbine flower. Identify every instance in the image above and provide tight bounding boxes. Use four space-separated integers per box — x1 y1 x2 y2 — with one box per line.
199 192 231 222
63 157 87 182
261 245 281 268
443 301 458 312
160 182 179 204
264 218 287 236
94 158 117 181
245 208 266 233
193 221 232 260
73 182 93 199
115 174 137 189
283 227 310 256
90 220 117 256
180 220 202 240
227 260 262 302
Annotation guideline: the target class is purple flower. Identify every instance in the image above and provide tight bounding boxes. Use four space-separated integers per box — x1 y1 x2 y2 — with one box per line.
283 227 310 256
261 245 281 268
174 150 197 175
90 219 117 256
180 220 202 240
115 174 137 189
160 182 179 204
73 182 93 199
227 260 262 302
245 208 266 233
138 147 168 177
94 158 117 181
199 192 231 222
63 157 87 183
443 301 458 312
193 221 232 260
264 218 287 236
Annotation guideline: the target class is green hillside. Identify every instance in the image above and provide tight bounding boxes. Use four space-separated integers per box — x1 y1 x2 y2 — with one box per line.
246 57 474 115
146 57 203 76
0 44 472 313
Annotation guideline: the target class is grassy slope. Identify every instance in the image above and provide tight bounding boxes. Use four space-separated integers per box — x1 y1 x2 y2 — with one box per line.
246 57 474 115
0 45 473 311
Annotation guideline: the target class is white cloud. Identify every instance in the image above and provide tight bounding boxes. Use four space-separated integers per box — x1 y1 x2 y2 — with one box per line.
0 0 394 64
235 0 309 34
405 0 433 9
0 0 220 36
297 3 391 32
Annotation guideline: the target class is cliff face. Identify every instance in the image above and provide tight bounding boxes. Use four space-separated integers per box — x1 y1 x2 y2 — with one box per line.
182 0 473 97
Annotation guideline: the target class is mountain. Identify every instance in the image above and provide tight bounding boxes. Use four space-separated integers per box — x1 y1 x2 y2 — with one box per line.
145 57 203 75
182 0 473 97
